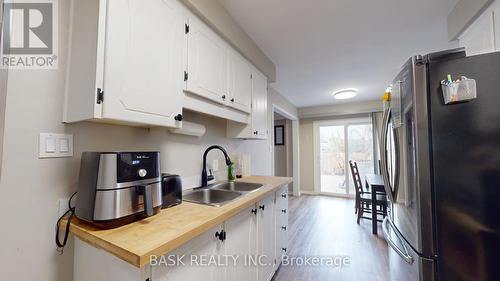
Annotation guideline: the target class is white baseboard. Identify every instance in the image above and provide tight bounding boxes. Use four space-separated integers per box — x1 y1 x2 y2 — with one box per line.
300 190 319 195
300 190 355 199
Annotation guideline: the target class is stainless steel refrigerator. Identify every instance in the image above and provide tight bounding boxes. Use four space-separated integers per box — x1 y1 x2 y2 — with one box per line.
380 48 500 281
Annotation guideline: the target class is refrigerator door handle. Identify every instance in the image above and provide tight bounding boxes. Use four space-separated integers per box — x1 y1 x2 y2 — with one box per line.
383 217 414 264
380 108 395 202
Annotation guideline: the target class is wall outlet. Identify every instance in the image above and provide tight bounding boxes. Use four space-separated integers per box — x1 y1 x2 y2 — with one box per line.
58 198 70 217
212 159 219 172
39 133 73 158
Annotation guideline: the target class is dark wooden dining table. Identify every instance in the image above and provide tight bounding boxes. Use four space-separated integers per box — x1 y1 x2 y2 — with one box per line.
365 174 386 235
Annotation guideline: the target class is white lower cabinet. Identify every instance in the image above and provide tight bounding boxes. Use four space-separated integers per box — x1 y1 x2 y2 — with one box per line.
257 195 276 281
151 224 225 281
275 186 289 266
73 188 288 281
224 207 258 281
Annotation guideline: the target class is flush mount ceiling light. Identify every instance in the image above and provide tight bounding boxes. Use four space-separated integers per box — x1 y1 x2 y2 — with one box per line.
332 88 358 100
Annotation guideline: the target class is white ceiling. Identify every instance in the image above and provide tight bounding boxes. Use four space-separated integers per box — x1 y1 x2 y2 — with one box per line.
220 0 459 108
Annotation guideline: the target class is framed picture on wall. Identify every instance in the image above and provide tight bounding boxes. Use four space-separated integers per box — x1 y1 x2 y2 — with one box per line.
274 125 284 145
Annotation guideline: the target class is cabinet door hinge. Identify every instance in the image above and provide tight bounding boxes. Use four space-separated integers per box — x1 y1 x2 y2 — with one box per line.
185 23 190 34
96 88 104 104
184 71 189 82
250 73 253 79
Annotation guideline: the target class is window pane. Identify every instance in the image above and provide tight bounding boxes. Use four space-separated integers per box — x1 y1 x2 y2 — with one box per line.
320 126 346 194
348 124 374 195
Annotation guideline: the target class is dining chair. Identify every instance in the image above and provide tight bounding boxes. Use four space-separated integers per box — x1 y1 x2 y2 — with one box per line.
349 161 387 224
349 160 369 214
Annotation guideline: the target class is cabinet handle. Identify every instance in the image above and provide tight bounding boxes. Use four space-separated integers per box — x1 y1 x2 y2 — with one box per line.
259 205 265 211
215 230 226 242
281 209 287 214
282 226 287 231
281 194 287 198
230 98 235 102
251 209 257 215
222 95 226 100
174 114 183 121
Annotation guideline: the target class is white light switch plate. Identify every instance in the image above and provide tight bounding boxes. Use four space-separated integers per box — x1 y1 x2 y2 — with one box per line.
39 133 73 158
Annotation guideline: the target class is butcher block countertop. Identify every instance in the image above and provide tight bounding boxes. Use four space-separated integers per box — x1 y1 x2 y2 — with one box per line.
62 176 292 268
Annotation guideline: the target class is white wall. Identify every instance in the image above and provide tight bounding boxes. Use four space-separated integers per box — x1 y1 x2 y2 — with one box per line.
0 0 7 178
0 1 273 280
269 87 298 119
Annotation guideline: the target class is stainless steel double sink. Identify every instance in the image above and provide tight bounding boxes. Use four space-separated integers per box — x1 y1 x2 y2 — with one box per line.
183 182 263 207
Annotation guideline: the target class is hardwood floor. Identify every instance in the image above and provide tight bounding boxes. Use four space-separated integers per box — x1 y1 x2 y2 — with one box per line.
273 195 389 281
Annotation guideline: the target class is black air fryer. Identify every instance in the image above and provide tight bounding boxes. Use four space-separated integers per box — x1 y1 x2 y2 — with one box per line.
161 174 182 208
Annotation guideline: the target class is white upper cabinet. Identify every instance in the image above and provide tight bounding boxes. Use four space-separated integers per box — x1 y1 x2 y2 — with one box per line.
103 0 185 126
459 8 495 56
227 50 253 113
185 16 228 104
251 71 269 139
65 0 268 128
458 0 500 56
493 1 500 50
226 68 269 140
64 0 185 128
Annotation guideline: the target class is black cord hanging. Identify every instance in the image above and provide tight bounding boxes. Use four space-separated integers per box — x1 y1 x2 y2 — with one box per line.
55 192 77 254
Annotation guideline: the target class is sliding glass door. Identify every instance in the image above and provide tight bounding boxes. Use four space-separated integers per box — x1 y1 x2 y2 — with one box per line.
314 117 374 196
319 125 346 194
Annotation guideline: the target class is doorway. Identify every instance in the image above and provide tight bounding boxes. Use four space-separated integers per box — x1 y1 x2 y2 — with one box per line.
313 117 374 197
274 112 292 177
272 105 300 196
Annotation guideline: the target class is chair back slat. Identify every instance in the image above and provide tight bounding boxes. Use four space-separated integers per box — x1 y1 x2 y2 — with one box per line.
349 160 364 197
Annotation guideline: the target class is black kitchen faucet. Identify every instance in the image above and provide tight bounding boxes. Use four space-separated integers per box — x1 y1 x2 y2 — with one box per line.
201 145 232 187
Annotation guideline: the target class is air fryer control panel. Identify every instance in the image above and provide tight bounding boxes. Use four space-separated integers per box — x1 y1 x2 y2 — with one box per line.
117 152 159 183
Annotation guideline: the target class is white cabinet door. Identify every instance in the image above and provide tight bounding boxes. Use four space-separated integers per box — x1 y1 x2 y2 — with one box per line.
226 68 268 139
493 0 500 51
275 186 288 265
102 0 184 127
152 224 225 281
251 71 268 139
225 206 258 281
186 16 228 104
257 196 276 281
227 50 253 113
459 7 495 56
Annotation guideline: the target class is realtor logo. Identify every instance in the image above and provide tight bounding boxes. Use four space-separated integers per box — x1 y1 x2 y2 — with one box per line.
1 0 58 69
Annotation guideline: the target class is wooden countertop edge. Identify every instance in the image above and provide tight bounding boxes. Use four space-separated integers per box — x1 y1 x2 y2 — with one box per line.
64 176 292 268
69 225 141 266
